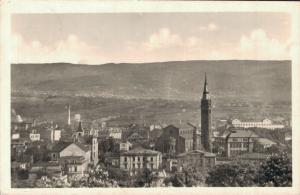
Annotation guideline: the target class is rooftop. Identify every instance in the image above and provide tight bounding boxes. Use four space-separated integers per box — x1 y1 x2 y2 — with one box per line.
122 147 161 156
227 130 259 138
177 149 216 158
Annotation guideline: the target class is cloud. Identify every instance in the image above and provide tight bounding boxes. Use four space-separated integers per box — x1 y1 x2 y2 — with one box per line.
12 28 290 64
238 29 290 60
12 33 107 64
143 28 183 51
199 22 219 32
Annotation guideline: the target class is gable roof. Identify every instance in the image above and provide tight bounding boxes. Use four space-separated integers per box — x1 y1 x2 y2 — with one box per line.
51 141 90 153
74 142 91 152
51 142 72 152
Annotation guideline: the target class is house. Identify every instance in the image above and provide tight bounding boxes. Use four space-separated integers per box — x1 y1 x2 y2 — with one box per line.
104 152 120 167
119 141 132 152
120 147 162 175
177 150 216 171
29 129 40 142
11 138 30 157
225 130 259 157
50 142 91 175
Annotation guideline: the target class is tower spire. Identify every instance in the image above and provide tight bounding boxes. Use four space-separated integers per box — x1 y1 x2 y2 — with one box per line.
202 72 210 99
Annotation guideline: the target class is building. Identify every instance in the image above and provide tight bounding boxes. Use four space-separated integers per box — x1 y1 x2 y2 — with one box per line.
257 138 277 149
120 147 162 174
120 141 132 152
178 123 201 152
225 130 259 157
230 118 284 130
28 129 40 142
50 142 91 176
155 125 186 156
177 150 216 170
201 73 212 152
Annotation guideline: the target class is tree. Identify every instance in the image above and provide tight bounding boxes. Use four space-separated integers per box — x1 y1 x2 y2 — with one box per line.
258 152 292 187
134 168 159 187
205 161 258 187
212 141 226 157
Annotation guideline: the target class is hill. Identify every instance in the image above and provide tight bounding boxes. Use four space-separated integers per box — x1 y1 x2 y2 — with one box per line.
11 60 291 103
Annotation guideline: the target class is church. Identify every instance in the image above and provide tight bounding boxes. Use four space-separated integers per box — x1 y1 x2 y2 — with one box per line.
155 73 214 158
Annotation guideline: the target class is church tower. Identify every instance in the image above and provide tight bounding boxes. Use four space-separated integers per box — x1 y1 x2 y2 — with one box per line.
201 73 212 152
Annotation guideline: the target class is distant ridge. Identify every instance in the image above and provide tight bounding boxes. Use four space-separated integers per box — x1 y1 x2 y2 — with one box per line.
11 60 291 102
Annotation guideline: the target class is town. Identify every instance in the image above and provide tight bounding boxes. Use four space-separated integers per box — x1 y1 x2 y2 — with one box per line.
11 74 292 187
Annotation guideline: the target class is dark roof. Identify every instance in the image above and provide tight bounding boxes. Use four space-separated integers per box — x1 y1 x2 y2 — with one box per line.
51 142 72 152
51 141 90 152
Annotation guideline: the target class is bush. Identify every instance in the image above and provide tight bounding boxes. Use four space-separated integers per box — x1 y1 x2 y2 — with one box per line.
205 162 258 187
258 152 292 186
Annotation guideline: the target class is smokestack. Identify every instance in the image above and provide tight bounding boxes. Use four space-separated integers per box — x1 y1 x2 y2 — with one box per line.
68 104 71 125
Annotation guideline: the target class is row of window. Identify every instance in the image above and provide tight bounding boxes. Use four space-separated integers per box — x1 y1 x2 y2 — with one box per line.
124 163 154 169
231 138 249 142
124 156 154 162
229 142 249 148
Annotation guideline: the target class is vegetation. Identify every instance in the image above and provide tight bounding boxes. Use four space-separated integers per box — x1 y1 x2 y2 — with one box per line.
206 152 292 187
206 162 258 187
258 152 292 187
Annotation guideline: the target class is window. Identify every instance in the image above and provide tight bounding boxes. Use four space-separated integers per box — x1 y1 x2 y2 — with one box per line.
124 164 127 169
232 138 238 142
138 157 140 162
133 157 136 162
124 157 127 162
150 157 153 162
74 166 77 172
143 157 146 162
150 164 154 169
230 142 242 148
243 138 248 142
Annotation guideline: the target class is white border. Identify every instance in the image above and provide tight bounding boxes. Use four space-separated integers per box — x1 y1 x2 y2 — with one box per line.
1 1 300 195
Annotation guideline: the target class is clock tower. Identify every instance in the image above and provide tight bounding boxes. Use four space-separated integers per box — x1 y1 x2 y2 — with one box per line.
201 73 212 152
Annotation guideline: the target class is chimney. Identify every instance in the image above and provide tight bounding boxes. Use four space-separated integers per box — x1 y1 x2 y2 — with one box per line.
67 104 71 125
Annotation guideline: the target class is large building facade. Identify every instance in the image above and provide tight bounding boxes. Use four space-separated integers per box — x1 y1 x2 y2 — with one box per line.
201 73 212 152
120 147 162 174
231 118 284 130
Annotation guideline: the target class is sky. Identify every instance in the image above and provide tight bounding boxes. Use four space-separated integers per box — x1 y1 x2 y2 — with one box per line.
11 13 291 64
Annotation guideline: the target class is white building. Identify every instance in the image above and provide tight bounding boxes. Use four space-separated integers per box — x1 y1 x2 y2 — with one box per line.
29 133 40 141
120 147 162 174
120 141 132 152
51 129 61 142
231 118 284 130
